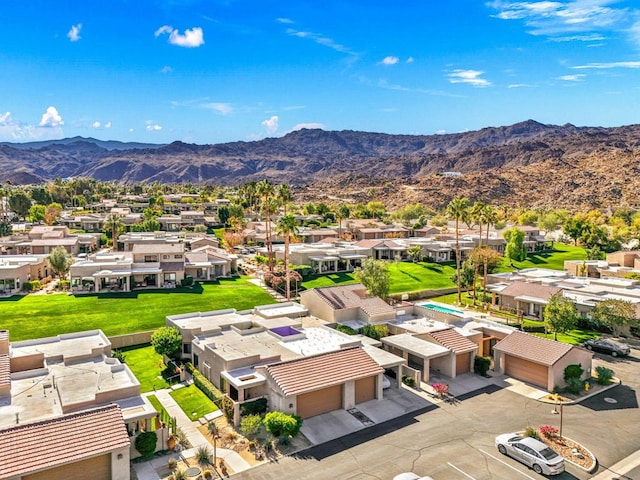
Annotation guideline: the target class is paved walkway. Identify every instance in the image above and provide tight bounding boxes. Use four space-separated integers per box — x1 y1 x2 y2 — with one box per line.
247 278 288 302
133 385 250 480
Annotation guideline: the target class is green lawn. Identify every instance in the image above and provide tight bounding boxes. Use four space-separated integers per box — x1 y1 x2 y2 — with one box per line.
121 344 170 393
496 244 586 272
169 384 219 421
147 394 163 413
0 277 275 341
532 330 601 346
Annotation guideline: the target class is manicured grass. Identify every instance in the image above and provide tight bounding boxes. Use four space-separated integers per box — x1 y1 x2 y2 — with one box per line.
169 384 219 421
496 243 586 272
532 329 601 346
0 277 276 341
121 344 170 393
301 273 359 290
147 394 163 413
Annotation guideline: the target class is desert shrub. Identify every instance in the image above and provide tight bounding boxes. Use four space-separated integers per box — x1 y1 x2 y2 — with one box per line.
240 397 268 416
402 375 416 388
359 324 389 340
112 349 126 363
595 366 614 385
523 426 539 439
565 377 583 394
263 411 303 438
474 356 491 377
23 280 42 291
58 279 70 290
336 324 358 335
240 414 263 437
224 431 239 443
563 364 584 382
539 425 559 438
135 431 158 457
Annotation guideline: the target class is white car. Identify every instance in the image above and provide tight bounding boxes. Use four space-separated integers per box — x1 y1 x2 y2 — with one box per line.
495 433 565 475
393 474 434 480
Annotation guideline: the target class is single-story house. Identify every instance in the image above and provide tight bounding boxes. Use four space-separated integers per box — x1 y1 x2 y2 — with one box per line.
0 404 130 480
494 281 561 320
258 347 385 419
493 331 593 391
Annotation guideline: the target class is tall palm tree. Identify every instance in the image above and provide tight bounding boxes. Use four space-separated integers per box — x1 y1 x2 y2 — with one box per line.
257 180 276 271
470 201 485 305
335 204 350 239
447 197 470 305
277 183 293 215
104 213 124 251
276 214 299 301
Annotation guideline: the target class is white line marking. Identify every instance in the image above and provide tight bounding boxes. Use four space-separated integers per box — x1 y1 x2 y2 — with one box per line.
447 462 477 479
479 449 537 480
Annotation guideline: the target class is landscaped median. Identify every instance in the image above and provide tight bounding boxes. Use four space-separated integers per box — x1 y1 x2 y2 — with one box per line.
520 426 597 473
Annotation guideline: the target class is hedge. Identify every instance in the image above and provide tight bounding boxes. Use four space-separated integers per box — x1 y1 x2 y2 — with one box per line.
185 362 224 407
240 397 268 416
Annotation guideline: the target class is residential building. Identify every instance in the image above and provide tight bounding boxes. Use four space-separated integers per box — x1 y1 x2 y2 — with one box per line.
0 254 50 295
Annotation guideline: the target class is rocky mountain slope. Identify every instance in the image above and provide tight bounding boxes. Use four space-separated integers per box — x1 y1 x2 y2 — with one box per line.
1 120 639 210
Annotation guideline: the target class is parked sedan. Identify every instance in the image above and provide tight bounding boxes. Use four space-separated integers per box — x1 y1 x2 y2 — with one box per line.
584 338 631 357
495 433 565 476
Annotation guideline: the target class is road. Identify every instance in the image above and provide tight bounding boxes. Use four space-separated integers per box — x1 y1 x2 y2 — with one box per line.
234 347 640 480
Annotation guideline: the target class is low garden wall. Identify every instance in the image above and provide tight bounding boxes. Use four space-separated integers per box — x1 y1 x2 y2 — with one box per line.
389 287 458 302
109 331 154 349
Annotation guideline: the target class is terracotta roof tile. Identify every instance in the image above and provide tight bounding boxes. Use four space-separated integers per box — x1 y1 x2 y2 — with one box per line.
313 284 394 317
0 404 130 479
493 331 578 366
265 347 384 396
428 328 477 353
499 281 561 300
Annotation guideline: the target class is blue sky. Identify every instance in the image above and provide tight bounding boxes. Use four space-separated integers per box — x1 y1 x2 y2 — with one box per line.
1 0 640 144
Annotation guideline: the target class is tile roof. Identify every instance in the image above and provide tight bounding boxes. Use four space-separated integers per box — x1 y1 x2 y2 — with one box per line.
493 331 578 366
0 404 130 479
499 281 561 300
313 284 395 317
428 328 477 353
265 347 384 396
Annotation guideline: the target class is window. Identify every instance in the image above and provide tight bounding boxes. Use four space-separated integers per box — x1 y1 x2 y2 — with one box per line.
183 343 191 354
174 254 183 259
162 254 170 260
165 273 176 282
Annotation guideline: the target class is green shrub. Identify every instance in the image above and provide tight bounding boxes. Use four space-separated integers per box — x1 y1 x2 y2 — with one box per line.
240 414 263 437
23 280 42 291
359 324 389 340
58 280 70 290
523 426 539 439
181 276 194 287
135 431 158 457
402 375 416 388
565 377 583 394
263 411 303 438
595 366 614 385
563 364 584 382
240 397 268 416
184 362 224 406
336 324 357 335
474 356 491 377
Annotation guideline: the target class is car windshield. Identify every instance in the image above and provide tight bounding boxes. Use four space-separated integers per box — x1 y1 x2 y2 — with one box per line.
539 447 559 461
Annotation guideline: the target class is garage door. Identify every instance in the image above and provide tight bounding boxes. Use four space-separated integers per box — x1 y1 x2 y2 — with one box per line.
355 376 376 404
297 384 343 419
456 352 471 375
505 354 548 389
25 453 111 480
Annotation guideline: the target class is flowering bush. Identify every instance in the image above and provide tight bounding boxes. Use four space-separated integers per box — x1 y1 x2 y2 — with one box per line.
539 425 559 438
431 383 449 396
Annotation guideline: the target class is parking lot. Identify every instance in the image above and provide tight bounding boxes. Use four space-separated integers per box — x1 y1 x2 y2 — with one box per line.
235 345 640 480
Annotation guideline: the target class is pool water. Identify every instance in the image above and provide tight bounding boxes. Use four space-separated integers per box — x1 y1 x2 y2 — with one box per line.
421 303 463 316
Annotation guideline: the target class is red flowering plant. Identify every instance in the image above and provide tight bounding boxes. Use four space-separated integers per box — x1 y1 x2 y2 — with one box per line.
539 425 559 438
431 383 449 396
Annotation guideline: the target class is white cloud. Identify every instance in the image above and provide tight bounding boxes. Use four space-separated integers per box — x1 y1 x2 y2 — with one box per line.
146 124 162 131
447 69 491 87
201 102 233 115
0 112 11 124
129 128 135 132
261 115 279 134
508 83 534 88
286 28 359 57
379 56 399 65
558 73 585 81
91 121 101 128
435 129 447 135
67 23 82 42
39 106 64 127
0 112 64 141
155 25 204 48
489 0 634 44
572 61 640 69
406 56 415 63
276 17 294 24
161 66 173 73
283 105 305 111
104 121 111 129
291 122 325 131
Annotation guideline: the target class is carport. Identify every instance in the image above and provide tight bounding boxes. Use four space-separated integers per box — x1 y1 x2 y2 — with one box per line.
381 333 450 382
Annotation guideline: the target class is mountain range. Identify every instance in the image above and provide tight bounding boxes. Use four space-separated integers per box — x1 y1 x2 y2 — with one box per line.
1 120 639 210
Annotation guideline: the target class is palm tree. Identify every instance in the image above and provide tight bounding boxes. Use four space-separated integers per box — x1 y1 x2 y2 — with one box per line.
482 205 498 306
207 421 219 466
277 183 293 215
103 213 124 251
257 180 276 271
446 197 470 305
276 214 299 301
335 204 350 239
470 201 485 305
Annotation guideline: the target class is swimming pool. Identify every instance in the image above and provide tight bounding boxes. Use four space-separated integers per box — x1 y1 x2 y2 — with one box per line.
420 303 464 316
